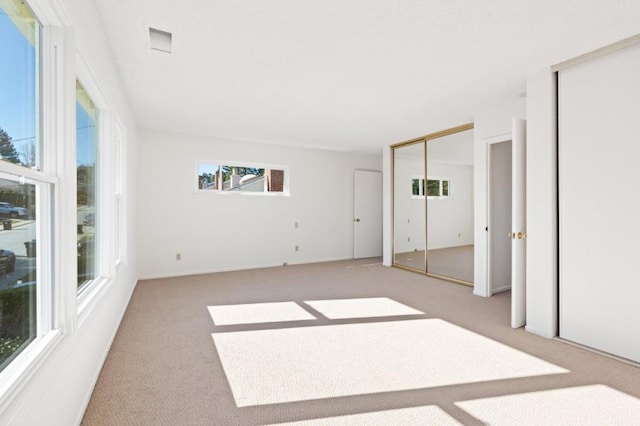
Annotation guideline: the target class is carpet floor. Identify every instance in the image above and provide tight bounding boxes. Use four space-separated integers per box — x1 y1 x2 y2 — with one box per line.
82 259 640 425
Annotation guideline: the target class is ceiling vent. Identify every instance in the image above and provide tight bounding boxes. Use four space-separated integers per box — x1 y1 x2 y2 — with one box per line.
149 27 172 53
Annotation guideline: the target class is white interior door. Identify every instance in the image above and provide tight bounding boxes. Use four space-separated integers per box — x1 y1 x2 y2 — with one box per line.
511 119 527 328
559 43 640 362
354 170 382 259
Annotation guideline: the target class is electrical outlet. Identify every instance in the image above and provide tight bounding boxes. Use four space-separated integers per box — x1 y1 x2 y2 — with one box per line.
295 245 299 252
294 221 299 229
458 232 461 237
407 237 411 242
176 253 181 261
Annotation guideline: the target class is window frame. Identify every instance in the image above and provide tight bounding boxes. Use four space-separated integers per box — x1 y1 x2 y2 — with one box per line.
411 176 451 199
74 54 114 323
0 0 64 408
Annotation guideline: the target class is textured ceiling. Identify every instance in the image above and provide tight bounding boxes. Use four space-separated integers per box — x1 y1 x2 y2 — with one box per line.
92 0 640 152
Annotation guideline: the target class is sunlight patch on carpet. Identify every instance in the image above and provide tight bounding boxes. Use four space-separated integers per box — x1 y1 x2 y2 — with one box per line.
207 302 316 325
212 319 568 407
456 384 640 425
304 297 424 319
271 405 461 425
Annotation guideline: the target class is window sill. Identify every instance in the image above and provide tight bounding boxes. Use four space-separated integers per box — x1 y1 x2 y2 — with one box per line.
0 329 63 414
77 276 113 328
194 190 291 197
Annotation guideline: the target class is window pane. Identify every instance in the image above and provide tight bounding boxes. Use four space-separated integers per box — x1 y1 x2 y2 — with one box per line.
223 166 265 192
266 169 284 193
76 81 97 289
442 180 449 196
0 0 40 168
0 178 37 373
411 179 420 196
427 179 440 197
198 164 220 190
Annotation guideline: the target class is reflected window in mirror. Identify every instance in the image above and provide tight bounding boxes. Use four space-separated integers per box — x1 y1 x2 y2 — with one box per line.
426 178 450 198
412 177 425 198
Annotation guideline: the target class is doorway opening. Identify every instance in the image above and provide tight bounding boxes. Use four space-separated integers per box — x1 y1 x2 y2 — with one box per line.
488 140 512 295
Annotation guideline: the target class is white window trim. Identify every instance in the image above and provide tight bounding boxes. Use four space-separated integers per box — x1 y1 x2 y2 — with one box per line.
0 0 65 408
75 53 115 319
195 160 290 196
113 118 126 267
0 330 62 413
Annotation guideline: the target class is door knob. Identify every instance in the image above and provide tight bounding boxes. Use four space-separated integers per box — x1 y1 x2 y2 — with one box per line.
517 232 527 239
354 218 361 222
507 232 513 239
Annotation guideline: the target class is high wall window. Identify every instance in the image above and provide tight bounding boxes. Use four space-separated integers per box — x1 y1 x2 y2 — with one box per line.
198 163 288 195
76 81 97 290
0 0 44 374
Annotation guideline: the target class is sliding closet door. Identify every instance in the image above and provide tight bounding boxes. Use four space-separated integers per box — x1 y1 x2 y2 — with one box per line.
559 43 640 362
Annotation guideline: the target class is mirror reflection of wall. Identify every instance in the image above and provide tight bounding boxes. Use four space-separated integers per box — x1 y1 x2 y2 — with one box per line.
426 128 474 283
392 124 474 285
393 141 426 272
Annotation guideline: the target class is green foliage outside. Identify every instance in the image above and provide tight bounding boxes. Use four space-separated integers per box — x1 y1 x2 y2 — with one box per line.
427 179 440 196
77 164 96 206
0 127 21 164
0 283 36 370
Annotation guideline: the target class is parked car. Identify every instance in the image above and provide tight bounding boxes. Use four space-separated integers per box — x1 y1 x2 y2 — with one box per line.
0 202 29 218
0 249 16 273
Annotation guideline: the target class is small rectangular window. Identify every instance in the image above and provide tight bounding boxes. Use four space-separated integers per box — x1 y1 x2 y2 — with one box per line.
76 80 98 290
442 180 450 197
198 163 287 194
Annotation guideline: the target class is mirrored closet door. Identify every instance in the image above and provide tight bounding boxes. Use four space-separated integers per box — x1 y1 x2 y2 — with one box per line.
392 124 474 285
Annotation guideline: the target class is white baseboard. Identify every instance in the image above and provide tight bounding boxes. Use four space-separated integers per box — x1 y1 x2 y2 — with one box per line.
137 257 352 281
491 285 512 294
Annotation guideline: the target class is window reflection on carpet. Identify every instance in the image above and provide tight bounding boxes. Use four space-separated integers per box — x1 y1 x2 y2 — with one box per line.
212 318 568 407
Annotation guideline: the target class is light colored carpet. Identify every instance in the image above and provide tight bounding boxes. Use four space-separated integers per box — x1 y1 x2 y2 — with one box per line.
395 245 474 283
82 258 640 425
212 318 566 407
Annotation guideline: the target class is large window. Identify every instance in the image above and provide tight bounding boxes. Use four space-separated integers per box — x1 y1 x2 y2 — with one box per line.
0 0 43 374
76 81 97 290
198 163 287 194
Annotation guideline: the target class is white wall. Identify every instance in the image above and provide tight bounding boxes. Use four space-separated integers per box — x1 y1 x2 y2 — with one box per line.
393 156 426 253
382 147 393 266
473 98 526 297
1 0 139 424
392 157 473 255
136 130 381 279
426 162 474 250
525 68 557 338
